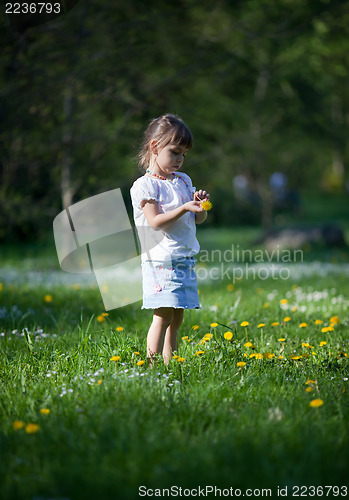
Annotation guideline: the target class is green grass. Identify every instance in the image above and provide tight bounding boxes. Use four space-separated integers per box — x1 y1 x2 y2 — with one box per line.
0 229 349 500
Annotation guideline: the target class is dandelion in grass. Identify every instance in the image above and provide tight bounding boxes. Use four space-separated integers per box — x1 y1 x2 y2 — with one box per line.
271 322 279 327
263 303 269 308
97 315 105 323
278 355 285 360
13 420 25 430
306 387 313 392
280 299 288 305
299 322 308 328
237 362 246 368
110 355 121 362
257 323 265 328
195 351 205 356
173 355 179 359
302 343 310 348
40 408 50 415
290 355 302 360
116 326 124 332
203 333 213 340
306 380 316 385
97 379 103 385
182 336 189 341
137 360 145 366
283 317 291 323
330 315 339 324
309 399 324 408
263 352 275 359
210 322 218 328
224 332 233 340
177 357 185 363
25 423 40 434
44 295 52 303
226 284 234 292
292 306 297 312
240 321 249 327
320 341 327 347
315 319 323 325
244 342 253 348
278 338 286 342
192 325 199 330
134 352 140 355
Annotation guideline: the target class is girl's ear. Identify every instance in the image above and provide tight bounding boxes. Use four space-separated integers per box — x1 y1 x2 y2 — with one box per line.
150 140 158 155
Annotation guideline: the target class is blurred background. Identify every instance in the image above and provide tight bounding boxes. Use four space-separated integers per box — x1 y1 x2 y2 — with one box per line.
1 0 348 251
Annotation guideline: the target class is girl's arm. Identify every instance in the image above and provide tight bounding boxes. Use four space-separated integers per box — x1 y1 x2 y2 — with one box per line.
141 199 204 230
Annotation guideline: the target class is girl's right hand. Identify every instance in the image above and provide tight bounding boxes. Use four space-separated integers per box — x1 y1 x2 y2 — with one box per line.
184 200 205 213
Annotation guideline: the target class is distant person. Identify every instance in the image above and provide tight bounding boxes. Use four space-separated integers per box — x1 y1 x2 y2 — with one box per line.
130 114 210 364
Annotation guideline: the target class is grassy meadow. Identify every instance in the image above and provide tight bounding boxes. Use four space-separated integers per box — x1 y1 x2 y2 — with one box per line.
0 221 349 499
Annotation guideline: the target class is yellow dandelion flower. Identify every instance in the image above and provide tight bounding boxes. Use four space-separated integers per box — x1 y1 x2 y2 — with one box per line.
240 321 249 327
201 200 213 211
299 322 308 328
263 303 269 308
319 341 327 347
278 355 285 360
203 333 213 340
226 284 234 292
25 423 40 434
173 355 179 359
192 325 199 330
330 315 339 325
102 312 109 317
321 327 329 333
116 326 124 331
278 338 286 342
271 322 279 327
97 379 103 385
257 323 265 328
292 306 297 312
315 319 323 325
306 387 313 392
210 322 218 327
13 420 25 430
40 408 50 415
309 399 324 408
97 315 105 323
289 355 302 360
255 353 263 359
280 299 288 304
195 351 205 356
312 352 317 355
224 332 233 340
182 336 189 341
327 326 334 332
302 342 310 348
199 339 206 345
237 362 246 368
134 352 140 355
44 295 52 303
177 357 185 363
110 355 121 362
263 352 275 359
306 380 316 385
244 341 253 347
283 317 291 322
137 360 145 366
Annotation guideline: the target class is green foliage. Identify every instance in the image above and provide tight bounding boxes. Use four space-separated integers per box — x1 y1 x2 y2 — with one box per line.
1 1 349 239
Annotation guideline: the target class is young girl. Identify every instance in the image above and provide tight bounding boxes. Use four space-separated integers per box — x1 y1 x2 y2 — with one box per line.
130 114 210 364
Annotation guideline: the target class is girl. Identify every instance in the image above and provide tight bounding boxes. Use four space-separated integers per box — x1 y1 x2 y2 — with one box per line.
130 114 210 364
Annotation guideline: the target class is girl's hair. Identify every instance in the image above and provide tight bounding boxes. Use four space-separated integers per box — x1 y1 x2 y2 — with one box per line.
138 114 193 171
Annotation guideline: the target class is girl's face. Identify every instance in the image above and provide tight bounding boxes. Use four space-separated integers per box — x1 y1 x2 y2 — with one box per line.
152 142 188 177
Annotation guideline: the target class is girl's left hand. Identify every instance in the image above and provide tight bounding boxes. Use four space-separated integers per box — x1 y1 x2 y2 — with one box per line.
194 190 210 202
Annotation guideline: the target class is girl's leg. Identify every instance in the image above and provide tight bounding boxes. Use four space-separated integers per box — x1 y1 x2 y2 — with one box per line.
147 307 174 361
163 308 184 364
